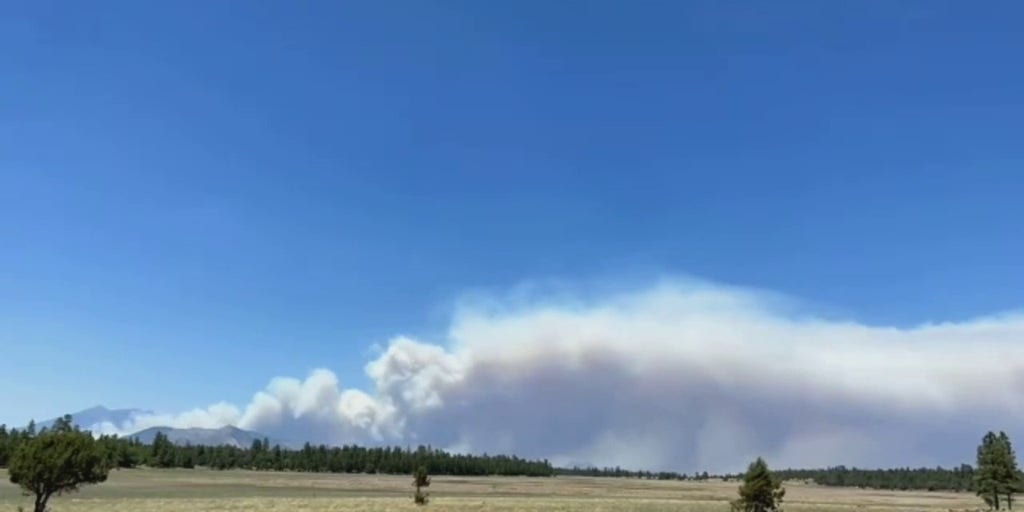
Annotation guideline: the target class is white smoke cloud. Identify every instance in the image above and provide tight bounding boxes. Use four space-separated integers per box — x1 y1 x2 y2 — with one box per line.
96 279 1024 472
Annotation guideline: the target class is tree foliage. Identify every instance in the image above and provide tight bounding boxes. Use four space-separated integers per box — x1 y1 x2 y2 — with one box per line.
556 465 691 480
7 415 110 512
768 465 977 491
0 422 553 478
976 431 1024 510
150 432 177 468
732 457 785 512
413 465 431 505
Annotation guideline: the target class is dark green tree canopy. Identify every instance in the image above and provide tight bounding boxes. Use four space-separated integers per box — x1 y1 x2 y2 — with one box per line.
8 415 110 512
733 457 785 512
976 431 1023 510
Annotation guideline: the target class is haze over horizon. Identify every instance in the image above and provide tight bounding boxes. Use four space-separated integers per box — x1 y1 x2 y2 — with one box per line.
3 2 1023 473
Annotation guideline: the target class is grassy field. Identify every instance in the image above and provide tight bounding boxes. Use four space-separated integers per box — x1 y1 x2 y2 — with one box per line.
0 468 985 512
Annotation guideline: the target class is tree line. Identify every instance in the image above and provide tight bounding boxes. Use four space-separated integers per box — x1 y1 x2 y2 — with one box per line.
559 464 981 492
0 417 554 477
764 465 978 491
149 432 555 476
563 433 1024 497
556 465 705 480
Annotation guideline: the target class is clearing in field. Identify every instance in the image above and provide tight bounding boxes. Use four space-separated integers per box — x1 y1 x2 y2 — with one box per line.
0 468 984 511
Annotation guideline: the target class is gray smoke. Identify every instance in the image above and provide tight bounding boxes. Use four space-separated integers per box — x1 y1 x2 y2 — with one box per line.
95 280 1024 472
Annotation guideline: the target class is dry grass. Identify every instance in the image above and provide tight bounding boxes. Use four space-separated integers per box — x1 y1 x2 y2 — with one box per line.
0 469 987 511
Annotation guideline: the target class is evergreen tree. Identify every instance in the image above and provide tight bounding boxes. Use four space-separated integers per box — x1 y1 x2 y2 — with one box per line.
50 415 74 433
151 431 177 468
976 431 1023 510
998 432 1023 509
413 465 431 505
732 457 785 512
0 425 10 467
8 417 110 512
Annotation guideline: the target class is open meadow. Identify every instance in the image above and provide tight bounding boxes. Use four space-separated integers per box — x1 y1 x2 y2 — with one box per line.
0 469 985 512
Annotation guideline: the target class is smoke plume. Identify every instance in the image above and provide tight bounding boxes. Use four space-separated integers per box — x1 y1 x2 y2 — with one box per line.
95 279 1024 472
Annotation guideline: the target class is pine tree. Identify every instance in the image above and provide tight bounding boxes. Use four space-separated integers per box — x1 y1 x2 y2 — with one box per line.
976 431 1023 510
978 432 1002 509
150 432 171 468
413 465 431 505
0 425 10 467
732 457 785 512
998 432 1023 509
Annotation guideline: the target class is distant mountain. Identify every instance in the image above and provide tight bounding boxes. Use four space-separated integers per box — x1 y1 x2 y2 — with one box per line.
36 405 151 431
129 425 282 448
31 406 292 449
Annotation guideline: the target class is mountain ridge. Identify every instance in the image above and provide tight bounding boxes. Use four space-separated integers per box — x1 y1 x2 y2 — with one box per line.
33 405 291 449
129 425 290 449
35 405 151 431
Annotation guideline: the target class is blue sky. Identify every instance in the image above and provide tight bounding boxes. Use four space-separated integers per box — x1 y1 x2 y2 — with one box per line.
2 1 1023 428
